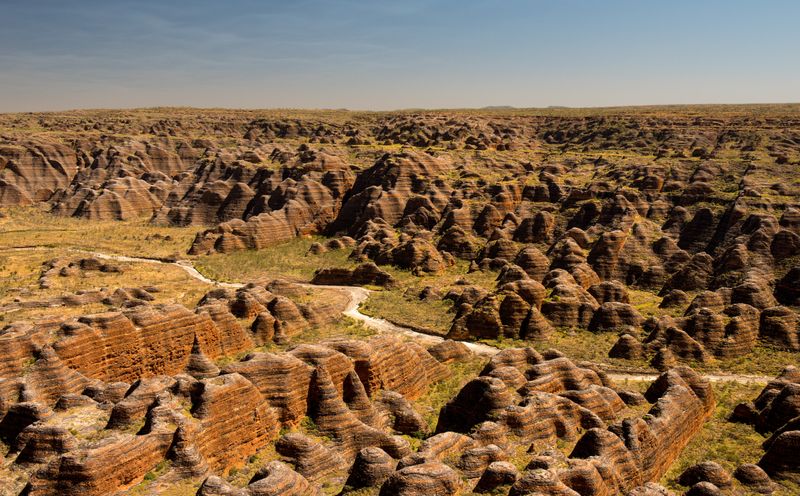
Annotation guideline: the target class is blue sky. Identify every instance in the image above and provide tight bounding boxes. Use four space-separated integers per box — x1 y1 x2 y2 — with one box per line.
0 0 798 111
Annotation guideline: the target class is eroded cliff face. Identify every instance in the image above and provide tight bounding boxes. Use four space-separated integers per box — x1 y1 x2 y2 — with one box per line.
0 141 78 205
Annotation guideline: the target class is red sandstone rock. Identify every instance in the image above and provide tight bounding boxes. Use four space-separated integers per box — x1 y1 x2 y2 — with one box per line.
379 461 461 496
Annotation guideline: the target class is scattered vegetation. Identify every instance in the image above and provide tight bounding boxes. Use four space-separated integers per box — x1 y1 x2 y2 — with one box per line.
291 317 377 345
127 460 176 495
195 236 355 283
412 355 489 431
662 381 800 495
0 247 211 319
360 289 454 335
711 345 800 377
479 329 645 370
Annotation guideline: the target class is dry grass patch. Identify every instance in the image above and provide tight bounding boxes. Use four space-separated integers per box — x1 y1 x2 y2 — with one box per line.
478 328 651 372
195 236 355 283
359 290 454 336
629 288 682 319
0 248 211 323
699 345 800 378
282 317 377 349
0 206 199 258
358 261 499 336
661 381 800 495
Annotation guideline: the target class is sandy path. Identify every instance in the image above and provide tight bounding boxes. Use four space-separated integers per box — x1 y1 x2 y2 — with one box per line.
3 246 773 384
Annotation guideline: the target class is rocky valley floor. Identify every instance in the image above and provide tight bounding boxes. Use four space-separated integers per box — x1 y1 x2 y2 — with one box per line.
1 105 800 495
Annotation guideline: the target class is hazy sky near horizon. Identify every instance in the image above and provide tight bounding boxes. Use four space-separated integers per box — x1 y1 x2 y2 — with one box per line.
1 0 798 112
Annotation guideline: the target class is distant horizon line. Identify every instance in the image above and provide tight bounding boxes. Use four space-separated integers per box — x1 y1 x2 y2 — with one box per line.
2 101 800 116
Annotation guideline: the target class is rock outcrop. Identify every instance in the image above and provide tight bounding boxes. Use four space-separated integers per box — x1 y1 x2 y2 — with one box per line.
731 367 800 483
3 107 800 495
